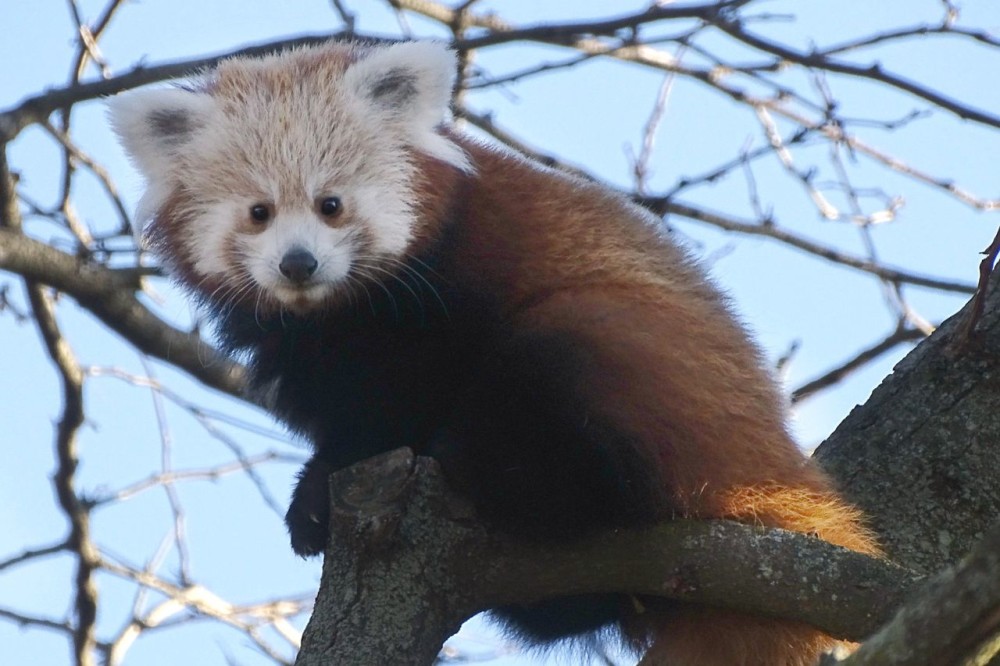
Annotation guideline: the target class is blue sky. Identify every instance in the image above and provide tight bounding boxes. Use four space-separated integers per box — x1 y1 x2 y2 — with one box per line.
2 1 999 664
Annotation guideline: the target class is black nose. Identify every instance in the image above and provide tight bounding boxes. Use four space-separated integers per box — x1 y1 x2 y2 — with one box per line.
279 248 318 283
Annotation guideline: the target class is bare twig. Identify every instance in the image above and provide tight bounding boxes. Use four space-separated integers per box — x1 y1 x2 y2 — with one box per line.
712 17 1000 129
791 326 927 404
646 200 977 294
0 540 70 572
26 284 95 666
0 607 76 634
96 452 285 505
951 225 1000 349
329 0 356 33
0 34 346 142
39 117 131 240
0 228 247 397
631 55 683 196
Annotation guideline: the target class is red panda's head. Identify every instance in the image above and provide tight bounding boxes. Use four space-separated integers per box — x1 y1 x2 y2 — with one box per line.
109 41 470 315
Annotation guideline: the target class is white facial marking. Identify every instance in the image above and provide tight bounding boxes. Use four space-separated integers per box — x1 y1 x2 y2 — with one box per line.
244 211 354 304
109 41 477 315
188 201 239 276
352 183 413 255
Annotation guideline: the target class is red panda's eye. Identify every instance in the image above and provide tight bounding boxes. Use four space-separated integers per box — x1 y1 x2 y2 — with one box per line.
319 196 342 217
250 204 270 223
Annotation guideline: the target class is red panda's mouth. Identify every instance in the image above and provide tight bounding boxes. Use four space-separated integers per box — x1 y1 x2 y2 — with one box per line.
270 283 331 314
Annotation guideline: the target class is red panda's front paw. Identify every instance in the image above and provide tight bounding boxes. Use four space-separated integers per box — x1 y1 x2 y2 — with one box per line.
285 457 333 557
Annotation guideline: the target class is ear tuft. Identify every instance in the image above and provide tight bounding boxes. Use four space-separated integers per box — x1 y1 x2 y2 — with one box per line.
346 41 457 125
344 41 470 170
107 87 216 180
367 69 419 107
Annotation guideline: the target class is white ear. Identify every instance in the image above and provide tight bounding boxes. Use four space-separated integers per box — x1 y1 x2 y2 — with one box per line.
346 41 457 127
344 41 471 170
107 87 217 181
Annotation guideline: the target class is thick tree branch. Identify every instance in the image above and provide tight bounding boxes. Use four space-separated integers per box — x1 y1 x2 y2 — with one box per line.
829 523 1000 666
816 253 1000 576
296 449 914 666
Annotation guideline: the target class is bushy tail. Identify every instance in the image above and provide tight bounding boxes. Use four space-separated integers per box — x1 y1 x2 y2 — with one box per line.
634 485 880 666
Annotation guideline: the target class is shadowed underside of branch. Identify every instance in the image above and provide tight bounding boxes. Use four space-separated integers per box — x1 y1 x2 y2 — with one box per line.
294 449 916 666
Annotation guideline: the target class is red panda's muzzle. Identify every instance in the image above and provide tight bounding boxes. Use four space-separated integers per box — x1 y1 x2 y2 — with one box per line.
279 247 319 284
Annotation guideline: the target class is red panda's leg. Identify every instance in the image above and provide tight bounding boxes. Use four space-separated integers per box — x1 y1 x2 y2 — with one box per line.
427 328 675 642
286 455 335 557
430 328 670 538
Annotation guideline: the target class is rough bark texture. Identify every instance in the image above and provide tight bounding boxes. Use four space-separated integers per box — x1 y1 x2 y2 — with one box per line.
815 270 1000 576
295 450 914 665
827 524 1000 666
295 450 473 666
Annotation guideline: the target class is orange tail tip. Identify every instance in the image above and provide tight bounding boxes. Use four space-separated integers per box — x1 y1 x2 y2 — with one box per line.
639 607 848 666
633 485 880 664
717 484 882 557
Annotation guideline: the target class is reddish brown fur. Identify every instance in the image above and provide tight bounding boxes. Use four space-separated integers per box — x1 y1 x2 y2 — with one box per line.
433 138 879 664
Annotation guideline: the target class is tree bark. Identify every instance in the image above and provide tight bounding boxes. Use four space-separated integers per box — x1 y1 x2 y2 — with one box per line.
815 268 1000 576
295 450 913 665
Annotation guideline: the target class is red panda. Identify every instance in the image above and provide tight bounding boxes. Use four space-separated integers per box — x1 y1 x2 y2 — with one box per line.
109 40 880 665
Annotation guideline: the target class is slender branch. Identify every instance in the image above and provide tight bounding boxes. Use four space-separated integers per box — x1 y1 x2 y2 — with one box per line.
0 34 346 142
0 228 246 398
99 555 310 654
54 0 128 248
0 607 75 634
329 0 356 33
388 0 512 33
447 1 1000 214
459 104 976 296
648 200 977 294
791 327 927 404
631 60 682 196
39 117 131 239
3 121 96 666
85 365 285 441
26 282 95 666
94 452 286 506
0 540 70 572
712 18 1000 129
822 24 1000 57
452 1 752 51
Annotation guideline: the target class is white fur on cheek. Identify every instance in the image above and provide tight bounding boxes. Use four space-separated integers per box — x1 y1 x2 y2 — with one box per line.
351 184 413 256
244 213 354 300
187 201 238 277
